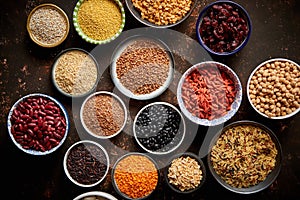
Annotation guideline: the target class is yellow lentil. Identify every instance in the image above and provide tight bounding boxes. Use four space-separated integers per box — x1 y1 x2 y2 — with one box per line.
77 0 122 41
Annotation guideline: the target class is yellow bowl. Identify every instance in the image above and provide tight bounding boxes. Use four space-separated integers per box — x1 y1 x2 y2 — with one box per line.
27 3 70 48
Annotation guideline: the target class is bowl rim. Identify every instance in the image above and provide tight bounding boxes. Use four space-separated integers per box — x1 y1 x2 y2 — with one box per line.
73 0 126 45
26 3 70 48
80 91 128 139
7 93 69 155
195 0 252 56
125 0 197 28
110 34 175 100
177 61 243 126
246 57 300 119
73 191 118 200
111 152 160 200
164 152 206 194
63 140 110 187
51 47 100 98
207 120 282 194
133 101 186 155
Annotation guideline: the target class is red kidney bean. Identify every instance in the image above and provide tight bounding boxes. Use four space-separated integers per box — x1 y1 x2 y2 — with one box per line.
9 95 67 152
199 2 249 53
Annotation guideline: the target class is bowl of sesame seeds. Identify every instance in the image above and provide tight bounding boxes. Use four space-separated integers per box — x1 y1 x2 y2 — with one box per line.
27 3 70 48
73 0 126 45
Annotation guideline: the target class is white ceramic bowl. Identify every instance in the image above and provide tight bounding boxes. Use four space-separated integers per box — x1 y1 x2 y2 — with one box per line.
80 91 127 139
7 93 69 155
73 191 118 200
247 58 300 119
110 35 174 100
63 140 110 187
133 102 186 155
177 61 242 126
52 48 100 98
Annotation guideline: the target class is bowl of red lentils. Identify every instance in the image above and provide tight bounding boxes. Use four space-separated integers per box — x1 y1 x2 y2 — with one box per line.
27 3 70 48
125 0 196 28
247 58 300 119
7 93 69 155
111 152 159 199
110 35 174 100
73 0 126 45
80 91 128 139
196 0 252 56
177 61 242 126
52 48 100 98
164 152 206 194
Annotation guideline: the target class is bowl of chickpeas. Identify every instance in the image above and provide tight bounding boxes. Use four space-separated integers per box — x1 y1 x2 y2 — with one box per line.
247 58 300 119
125 0 196 28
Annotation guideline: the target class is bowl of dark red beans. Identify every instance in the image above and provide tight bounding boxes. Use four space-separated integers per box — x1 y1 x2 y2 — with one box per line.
177 61 242 126
7 93 69 155
63 140 110 187
196 0 252 56
133 102 186 155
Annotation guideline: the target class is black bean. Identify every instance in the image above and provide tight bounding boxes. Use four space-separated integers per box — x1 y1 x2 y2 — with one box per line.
135 104 184 153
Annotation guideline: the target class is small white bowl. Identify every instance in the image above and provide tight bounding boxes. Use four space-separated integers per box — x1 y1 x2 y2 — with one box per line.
7 93 69 155
247 58 300 119
63 140 110 187
73 191 118 200
80 91 127 139
133 102 186 155
110 35 174 100
177 61 242 126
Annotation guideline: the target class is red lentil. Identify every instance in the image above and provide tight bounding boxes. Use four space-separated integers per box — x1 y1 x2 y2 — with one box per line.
113 154 158 199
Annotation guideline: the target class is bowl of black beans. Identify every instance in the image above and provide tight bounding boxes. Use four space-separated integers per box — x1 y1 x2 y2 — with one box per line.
196 0 252 56
133 102 186 155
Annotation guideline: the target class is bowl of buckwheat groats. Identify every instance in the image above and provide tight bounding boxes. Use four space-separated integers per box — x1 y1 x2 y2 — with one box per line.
110 35 174 100
177 61 242 126
7 93 69 155
196 0 252 56
125 0 196 28
27 3 70 47
247 58 300 119
73 0 126 44
207 120 282 194
165 152 206 194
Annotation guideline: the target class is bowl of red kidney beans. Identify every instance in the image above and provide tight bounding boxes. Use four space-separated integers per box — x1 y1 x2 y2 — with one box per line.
196 0 252 56
7 93 69 155
177 61 242 126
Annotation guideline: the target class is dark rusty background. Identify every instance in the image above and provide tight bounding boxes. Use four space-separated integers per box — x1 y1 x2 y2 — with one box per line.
0 0 299 199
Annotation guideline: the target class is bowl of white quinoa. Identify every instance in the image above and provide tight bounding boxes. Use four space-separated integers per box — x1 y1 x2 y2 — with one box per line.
27 3 70 47
207 120 282 194
52 48 100 98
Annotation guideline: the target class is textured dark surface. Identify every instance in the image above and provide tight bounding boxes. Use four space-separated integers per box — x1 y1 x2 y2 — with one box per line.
0 0 299 199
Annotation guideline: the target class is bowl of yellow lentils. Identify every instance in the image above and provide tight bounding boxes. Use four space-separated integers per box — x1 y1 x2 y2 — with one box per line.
125 0 196 28
73 0 126 44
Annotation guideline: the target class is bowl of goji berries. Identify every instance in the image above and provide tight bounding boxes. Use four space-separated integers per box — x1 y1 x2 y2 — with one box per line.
177 61 242 126
196 0 252 56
